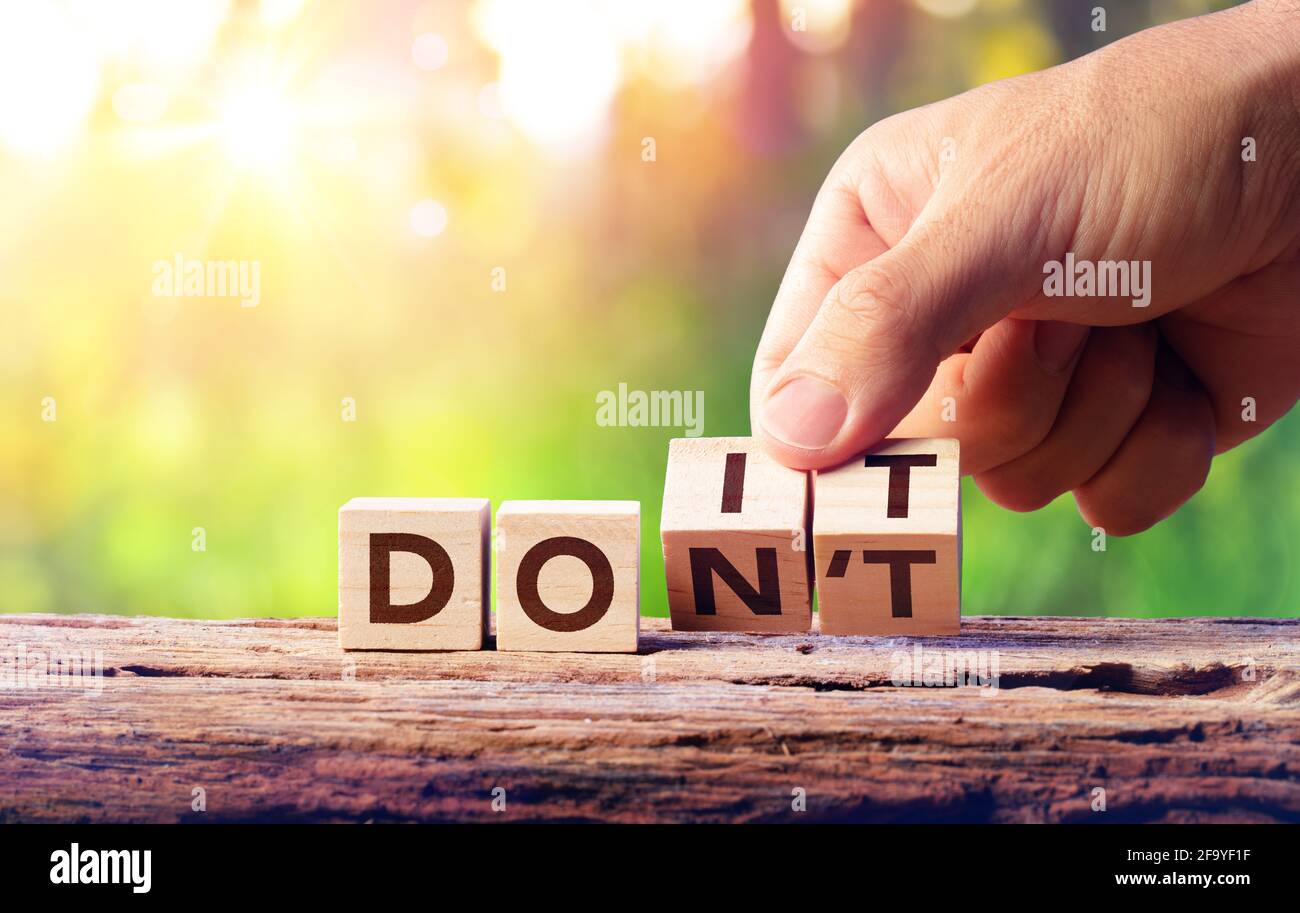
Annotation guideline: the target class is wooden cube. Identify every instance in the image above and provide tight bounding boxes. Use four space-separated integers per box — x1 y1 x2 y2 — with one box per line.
496 501 640 653
813 438 960 636
660 437 811 633
338 497 490 650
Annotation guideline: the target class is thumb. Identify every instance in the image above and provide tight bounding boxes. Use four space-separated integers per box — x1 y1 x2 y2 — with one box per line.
754 218 1038 469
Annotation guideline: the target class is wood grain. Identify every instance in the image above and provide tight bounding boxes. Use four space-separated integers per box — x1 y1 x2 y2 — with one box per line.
1 613 1297 823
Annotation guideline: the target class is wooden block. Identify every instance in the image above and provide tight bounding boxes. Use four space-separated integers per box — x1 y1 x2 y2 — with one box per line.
495 501 640 653
813 438 960 636
338 497 490 650
660 437 811 633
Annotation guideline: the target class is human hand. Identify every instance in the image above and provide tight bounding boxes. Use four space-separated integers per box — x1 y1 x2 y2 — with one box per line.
750 0 1300 534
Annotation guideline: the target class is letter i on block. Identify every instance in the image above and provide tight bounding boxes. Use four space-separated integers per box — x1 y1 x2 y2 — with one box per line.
338 498 490 650
660 437 812 633
496 501 640 652
813 439 960 635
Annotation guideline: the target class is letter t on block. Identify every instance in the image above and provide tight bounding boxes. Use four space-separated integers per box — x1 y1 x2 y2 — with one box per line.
338 497 490 650
661 437 812 633
813 439 961 635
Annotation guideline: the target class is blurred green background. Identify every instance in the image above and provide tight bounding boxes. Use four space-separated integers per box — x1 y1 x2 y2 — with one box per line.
2 0 1292 620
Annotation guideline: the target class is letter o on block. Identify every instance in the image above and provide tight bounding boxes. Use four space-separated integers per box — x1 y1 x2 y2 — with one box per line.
517 536 614 632
496 501 640 652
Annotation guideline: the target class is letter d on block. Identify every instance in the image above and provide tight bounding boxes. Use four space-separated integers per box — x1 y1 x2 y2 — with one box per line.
368 533 454 623
660 437 812 633
338 498 490 650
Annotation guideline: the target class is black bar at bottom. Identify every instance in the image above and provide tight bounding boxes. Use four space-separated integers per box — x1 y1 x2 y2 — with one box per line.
1 823 1283 898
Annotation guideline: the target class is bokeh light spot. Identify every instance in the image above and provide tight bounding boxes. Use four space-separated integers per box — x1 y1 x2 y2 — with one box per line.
412 32 449 71
217 83 298 172
409 199 448 237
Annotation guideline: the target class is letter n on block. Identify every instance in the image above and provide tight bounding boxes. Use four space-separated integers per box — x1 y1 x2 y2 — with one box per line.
338 498 490 650
661 437 811 633
813 439 960 635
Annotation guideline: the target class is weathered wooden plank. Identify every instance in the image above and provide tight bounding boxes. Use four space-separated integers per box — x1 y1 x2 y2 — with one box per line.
1 614 1297 822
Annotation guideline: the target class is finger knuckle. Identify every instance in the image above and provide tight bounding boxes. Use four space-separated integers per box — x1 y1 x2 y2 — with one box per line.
830 263 929 358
